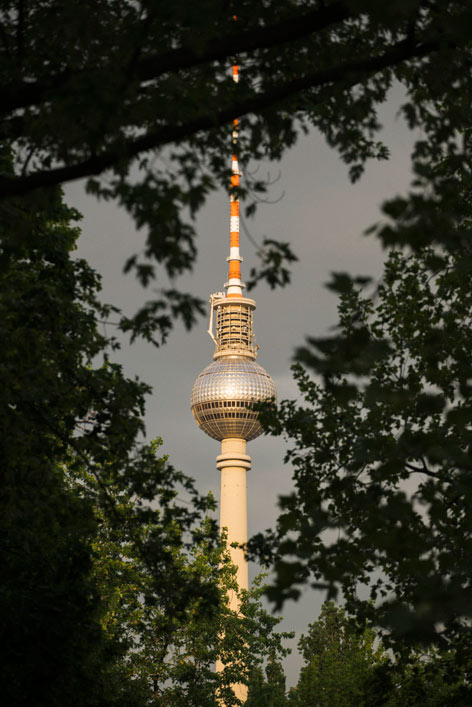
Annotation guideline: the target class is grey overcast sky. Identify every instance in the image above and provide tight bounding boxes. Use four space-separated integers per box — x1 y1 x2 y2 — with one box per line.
66 86 416 686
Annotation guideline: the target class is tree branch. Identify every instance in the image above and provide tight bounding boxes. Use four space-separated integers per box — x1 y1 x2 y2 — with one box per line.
0 35 442 199
0 2 351 115
405 461 449 483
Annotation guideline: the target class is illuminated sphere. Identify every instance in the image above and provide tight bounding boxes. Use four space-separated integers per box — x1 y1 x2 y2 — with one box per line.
191 356 277 441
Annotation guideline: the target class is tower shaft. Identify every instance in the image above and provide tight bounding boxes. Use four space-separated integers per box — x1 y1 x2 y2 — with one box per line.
216 443 249 704
216 437 251 604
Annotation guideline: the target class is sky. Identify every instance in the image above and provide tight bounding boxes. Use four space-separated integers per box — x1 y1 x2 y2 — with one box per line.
66 87 417 686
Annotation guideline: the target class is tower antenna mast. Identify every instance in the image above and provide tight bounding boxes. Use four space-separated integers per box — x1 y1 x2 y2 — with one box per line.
227 55 243 298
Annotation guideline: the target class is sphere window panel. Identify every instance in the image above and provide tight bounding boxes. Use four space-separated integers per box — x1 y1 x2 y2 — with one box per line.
191 356 277 441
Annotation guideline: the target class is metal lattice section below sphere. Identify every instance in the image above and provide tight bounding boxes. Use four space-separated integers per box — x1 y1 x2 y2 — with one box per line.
191 356 277 441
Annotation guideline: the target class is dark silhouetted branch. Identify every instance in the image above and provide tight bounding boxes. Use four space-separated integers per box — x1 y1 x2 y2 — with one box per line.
0 36 443 198
0 2 351 115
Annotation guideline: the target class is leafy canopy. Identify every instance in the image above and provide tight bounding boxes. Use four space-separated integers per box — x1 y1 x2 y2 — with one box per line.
0 152 294 704
2 1 472 339
250 243 472 651
289 601 385 706
0 164 213 703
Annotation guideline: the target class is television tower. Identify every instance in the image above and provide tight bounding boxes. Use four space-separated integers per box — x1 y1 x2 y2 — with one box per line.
190 56 276 667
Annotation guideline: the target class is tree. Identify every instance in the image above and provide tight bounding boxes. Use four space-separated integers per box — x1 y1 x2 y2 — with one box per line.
0 154 220 704
286 603 472 706
90 494 293 707
2 2 472 340
288 602 384 706
246 655 288 707
250 243 472 651
0 147 292 705
363 645 472 707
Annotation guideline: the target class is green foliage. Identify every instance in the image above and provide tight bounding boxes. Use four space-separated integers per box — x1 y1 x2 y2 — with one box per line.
247 238 298 291
289 602 385 706
0 175 166 705
90 502 293 706
2 2 472 339
0 175 208 704
250 244 472 652
364 656 467 706
287 602 472 705
246 655 288 706
0 169 292 705
215 572 292 707
6 1 472 698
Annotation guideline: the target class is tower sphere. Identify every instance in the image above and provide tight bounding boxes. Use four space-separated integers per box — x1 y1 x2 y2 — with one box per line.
191 356 276 441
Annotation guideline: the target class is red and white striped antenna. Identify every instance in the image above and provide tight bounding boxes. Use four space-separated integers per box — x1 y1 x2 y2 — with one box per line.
225 57 244 298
